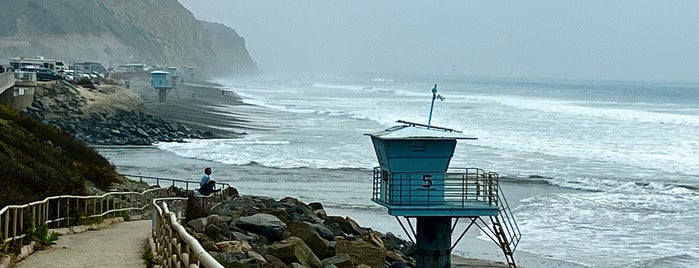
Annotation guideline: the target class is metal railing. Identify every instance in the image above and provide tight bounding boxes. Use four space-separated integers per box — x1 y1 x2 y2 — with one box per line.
124 174 230 208
124 174 231 193
371 167 500 207
0 72 15 93
1 187 173 250
496 183 521 251
13 71 36 82
151 198 223 268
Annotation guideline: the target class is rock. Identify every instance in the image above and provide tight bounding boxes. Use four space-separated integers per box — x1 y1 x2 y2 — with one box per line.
211 251 248 267
388 261 409 268
211 195 276 218
323 216 354 235
266 209 292 223
263 254 288 268
230 231 259 242
207 214 233 226
287 221 331 259
347 217 370 236
335 238 386 268
201 238 219 252
270 237 322 268
385 251 410 266
308 223 335 240
246 251 268 265
279 197 322 223
205 223 223 240
362 231 384 248
188 217 207 233
399 242 416 257
324 222 346 237
235 213 287 242
308 202 328 219
322 253 354 268
216 240 253 253
381 232 402 250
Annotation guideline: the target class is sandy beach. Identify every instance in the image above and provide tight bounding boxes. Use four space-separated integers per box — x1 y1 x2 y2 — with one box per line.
123 73 257 138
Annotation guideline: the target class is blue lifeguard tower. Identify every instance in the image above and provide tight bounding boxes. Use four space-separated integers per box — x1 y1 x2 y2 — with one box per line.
366 85 521 268
150 70 179 102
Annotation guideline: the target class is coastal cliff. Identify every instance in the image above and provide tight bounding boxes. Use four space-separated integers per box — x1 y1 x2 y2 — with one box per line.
0 0 256 75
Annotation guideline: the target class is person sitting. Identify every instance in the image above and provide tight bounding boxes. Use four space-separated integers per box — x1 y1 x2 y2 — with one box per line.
198 167 219 195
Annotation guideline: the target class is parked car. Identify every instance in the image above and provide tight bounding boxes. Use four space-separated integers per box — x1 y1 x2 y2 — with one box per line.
36 68 61 81
62 69 75 81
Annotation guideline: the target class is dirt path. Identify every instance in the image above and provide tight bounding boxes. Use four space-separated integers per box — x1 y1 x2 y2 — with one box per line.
16 220 151 268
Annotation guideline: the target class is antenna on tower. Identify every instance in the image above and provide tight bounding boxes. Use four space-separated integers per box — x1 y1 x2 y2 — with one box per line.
427 84 438 127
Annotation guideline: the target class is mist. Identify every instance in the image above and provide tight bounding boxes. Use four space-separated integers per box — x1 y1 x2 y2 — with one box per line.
179 0 699 82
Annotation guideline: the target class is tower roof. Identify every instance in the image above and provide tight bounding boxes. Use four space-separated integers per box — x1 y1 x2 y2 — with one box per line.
366 120 477 140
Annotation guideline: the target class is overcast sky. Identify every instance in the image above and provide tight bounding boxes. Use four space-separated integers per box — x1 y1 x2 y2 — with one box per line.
179 0 699 82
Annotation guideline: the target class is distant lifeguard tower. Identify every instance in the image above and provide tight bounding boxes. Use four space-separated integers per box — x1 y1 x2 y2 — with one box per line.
150 67 180 102
366 85 521 268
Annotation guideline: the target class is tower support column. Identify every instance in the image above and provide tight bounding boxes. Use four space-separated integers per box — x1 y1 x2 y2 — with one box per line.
158 88 169 102
416 216 452 268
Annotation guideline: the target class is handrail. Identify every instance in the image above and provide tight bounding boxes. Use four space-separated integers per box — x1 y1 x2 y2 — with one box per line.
151 198 223 268
497 183 521 250
123 174 231 193
0 72 15 93
1 173 232 266
371 167 500 207
1 187 173 250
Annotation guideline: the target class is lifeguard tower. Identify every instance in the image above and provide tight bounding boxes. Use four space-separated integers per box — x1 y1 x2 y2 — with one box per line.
366 85 521 268
150 67 180 102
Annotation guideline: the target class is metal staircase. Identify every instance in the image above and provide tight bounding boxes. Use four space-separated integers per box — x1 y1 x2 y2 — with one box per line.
492 183 521 268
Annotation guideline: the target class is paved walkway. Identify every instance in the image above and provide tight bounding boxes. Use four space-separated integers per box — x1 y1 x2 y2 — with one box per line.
16 220 152 268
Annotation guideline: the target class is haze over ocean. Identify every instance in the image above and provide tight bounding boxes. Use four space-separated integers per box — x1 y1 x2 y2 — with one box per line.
102 72 698 267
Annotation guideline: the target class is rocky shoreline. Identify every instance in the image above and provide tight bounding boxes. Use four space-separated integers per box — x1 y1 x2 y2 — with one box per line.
23 73 249 145
187 193 415 268
183 191 511 268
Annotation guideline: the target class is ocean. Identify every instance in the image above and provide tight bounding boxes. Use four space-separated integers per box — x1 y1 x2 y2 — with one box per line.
99 73 698 268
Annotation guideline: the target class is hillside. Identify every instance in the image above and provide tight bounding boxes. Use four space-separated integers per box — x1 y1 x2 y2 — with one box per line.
0 105 125 207
0 0 256 75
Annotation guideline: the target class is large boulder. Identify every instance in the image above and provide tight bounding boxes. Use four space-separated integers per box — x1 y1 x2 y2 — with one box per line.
324 216 353 236
263 254 288 267
279 197 322 223
211 251 253 267
287 221 332 259
269 237 322 268
347 217 370 236
381 232 403 250
210 195 277 217
235 213 287 242
335 237 386 268
229 231 259 242
322 253 355 268
308 202 327 219
188 217 207 233
216 240 253 253
308 223 335 240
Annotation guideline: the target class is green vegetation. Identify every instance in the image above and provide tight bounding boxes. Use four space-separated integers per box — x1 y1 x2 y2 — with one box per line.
142 244 155 268
27 223 59 246
120 211 132 221
0 105 123 207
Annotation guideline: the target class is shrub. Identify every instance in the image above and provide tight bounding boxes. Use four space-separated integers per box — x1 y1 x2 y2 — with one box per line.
27 223 59 246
